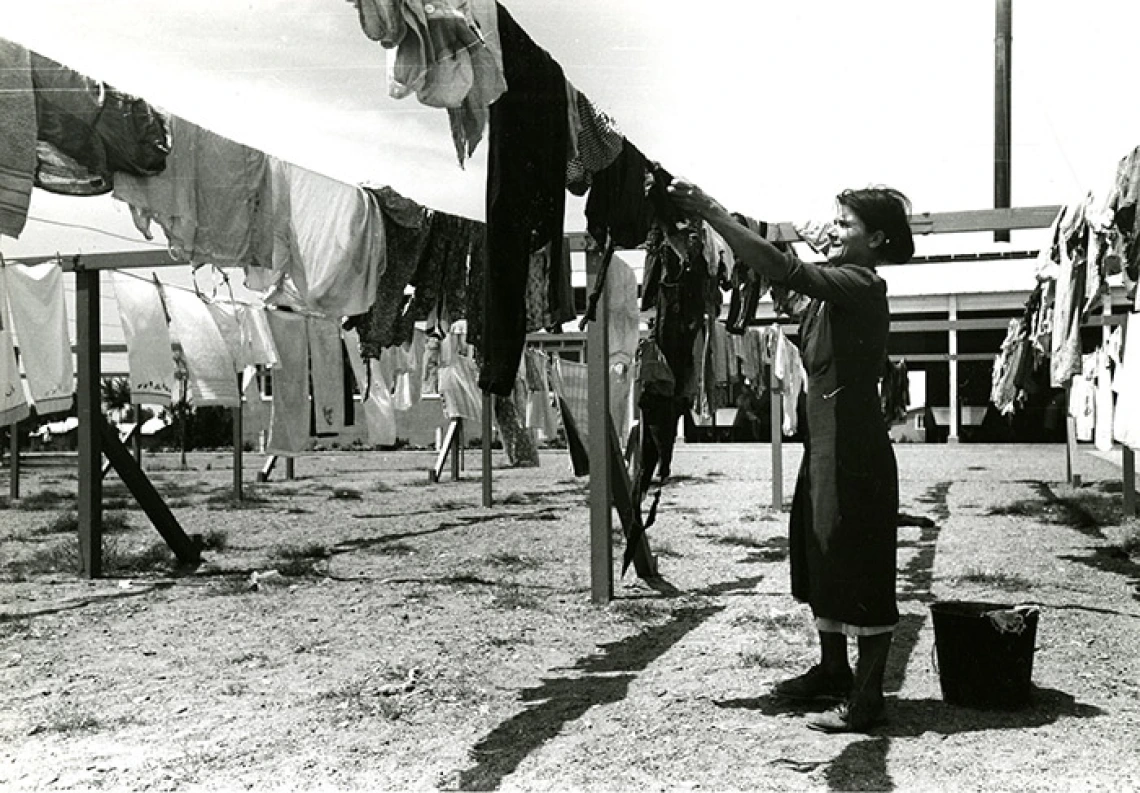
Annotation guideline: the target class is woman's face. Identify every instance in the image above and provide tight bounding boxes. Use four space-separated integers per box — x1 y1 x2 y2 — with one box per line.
826 204 883 266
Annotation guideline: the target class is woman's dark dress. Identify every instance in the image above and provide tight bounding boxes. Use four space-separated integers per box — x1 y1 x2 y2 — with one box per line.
782 253 899 628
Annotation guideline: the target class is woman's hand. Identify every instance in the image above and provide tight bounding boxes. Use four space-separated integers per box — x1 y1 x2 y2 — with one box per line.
666 178 725 221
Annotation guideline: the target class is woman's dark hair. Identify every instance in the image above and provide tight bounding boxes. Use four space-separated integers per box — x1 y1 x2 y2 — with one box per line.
836 187 914 264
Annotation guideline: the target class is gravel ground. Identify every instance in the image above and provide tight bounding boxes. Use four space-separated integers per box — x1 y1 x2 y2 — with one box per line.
0 442 1137 792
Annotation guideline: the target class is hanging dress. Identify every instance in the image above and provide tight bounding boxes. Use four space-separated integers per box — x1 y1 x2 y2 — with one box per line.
783 255 899 631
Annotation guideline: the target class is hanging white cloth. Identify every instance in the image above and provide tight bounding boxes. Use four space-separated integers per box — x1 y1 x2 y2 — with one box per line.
308 317 346 438
438 326 482 422
253 158 384 318
0 39 36 239
264 309 312 455
344 329 397 447
1114 313 1140 450
0 270 29 425
162 286 241 408
111 272 175 406
607 253 639 440
4 261 74 415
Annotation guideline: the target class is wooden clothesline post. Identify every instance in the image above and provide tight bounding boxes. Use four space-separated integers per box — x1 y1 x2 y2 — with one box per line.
585 244 614 603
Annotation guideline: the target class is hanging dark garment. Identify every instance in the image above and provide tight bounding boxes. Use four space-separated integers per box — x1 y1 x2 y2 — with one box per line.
482 3 568 395
584 138 652 250
407 211 477 333
353 186 433 359
30 52 169 196
636 226 709 489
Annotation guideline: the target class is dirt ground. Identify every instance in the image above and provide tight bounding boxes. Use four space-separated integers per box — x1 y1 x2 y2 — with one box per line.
1 441 1138 792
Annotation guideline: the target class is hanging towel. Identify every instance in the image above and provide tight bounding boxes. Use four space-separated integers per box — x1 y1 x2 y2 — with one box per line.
113 115 266 268
204 301 245 375
257 158 384 317
162 287 240 407
265 309 313 455
344 329 397 447
238 304 279 370
111 272 175 406
607 254 640 438
0 40 36 238
0 327 29 427
4 261 74 415
308 317 346 437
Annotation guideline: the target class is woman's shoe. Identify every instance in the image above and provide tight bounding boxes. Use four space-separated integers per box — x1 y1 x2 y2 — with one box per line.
805 698 887 733
772 664 853 701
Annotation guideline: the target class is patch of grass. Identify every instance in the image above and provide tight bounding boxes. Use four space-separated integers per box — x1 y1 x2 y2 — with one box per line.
490 585 540 610
484 552 542 571
739 507 782 523
732 609 806 631
205 486 269 511
650 538 681 559
330 487 363 501
200 528 228 551
740 649 784 670
374 541 417 557
952 567 1033 591
15 489 75 511
612 600 665 623
277 542 330 560
276 557 321 577
103 537 174 574
711 533 768 550
33 703 103 734
317 676 412 721
373 481 396 493
5 538 80 579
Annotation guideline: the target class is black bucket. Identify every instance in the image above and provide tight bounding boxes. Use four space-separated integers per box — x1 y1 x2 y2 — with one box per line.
930 600 1040 709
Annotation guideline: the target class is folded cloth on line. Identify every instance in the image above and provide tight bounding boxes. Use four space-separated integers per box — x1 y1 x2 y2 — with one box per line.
0 39 36 238
111 272 176 406
3 261 74 415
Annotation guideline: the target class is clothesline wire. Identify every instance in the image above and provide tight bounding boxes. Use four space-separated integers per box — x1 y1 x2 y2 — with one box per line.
22 214 171 247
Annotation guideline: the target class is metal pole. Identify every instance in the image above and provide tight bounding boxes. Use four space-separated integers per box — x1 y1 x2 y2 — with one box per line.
76 264 103 577
994 0 1012 243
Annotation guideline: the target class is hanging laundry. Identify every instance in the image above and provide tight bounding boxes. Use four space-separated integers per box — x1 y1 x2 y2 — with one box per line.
1104 146 1140 299
607 254 640 439
482 2 568 395
880 357 909 425
405 210 478 334
204 301 245 377
237 304 279 371
308 318 347 438
585 139 653 251
344 328 398 447
1047 199 1090 387
384 329 425 411
265 309 313 455
111 273 176 406
0 274 29 426
114 115 267 269
348 0 505 165
565 89 624 196
438 322 482 421
764 325 807 437
254 158 384 318
422 331 442 395
551 356 589 446
523 348 558 439
0 39 36 239
29 50 169 196
353 185 433 357
524 242 575 333
162 287 241 408
4 261 74 415
1069 355 1096 442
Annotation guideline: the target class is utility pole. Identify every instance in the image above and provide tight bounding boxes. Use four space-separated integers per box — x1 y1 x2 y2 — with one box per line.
994 0 1012 242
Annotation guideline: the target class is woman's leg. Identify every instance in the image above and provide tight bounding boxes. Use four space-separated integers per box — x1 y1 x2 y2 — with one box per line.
807 631 891 732
772 630 852 700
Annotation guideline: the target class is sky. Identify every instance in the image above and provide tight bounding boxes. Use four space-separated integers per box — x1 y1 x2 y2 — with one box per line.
2 0 1139 261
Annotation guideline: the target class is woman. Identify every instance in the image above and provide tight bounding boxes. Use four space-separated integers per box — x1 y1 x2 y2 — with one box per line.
667 179 912 733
